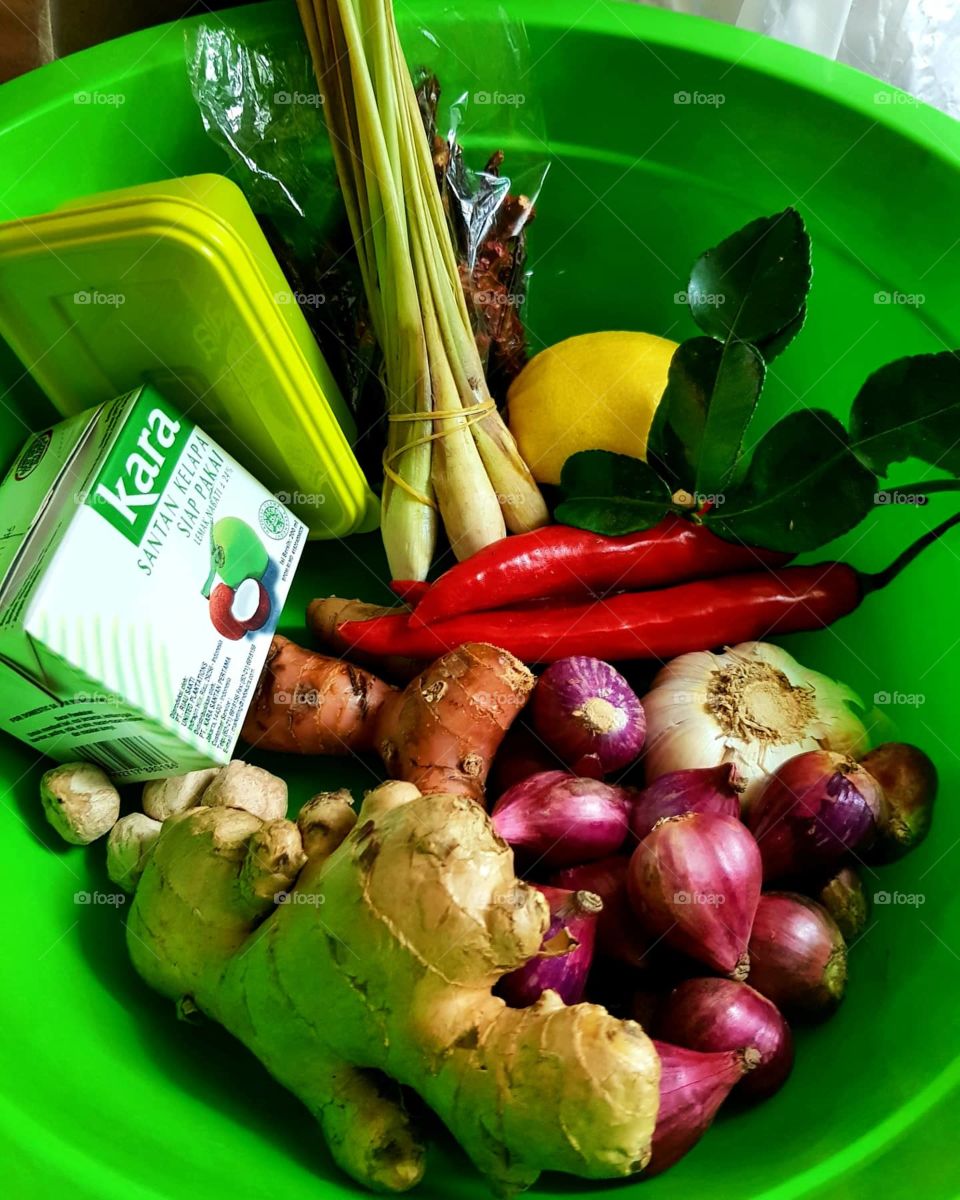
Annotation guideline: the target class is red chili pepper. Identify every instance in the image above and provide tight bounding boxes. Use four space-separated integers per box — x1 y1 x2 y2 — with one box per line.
339 564 862 663
410 516 791 625
346 516 959 664
389 579 431 605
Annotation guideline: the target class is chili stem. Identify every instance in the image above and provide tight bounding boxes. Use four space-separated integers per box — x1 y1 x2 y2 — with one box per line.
887 480 960 498
861 510 960 593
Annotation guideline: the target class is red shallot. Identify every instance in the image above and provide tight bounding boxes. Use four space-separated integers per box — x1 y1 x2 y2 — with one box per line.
748 750 882 881
628 812 762 980
498 885 602 1007
647 1040 759 1175
630 764 742 842
550 855 653 968
748 892 847 1019
491 770 631 868
531 656 645 774
656 977 793 1099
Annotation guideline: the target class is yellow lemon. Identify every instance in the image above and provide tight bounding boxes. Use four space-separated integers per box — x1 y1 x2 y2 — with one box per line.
507 330 678 485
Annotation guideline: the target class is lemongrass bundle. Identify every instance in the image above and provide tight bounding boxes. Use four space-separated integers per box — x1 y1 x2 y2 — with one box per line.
297 0 548 579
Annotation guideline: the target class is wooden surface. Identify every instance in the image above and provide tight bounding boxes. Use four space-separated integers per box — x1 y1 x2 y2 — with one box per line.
0 0 54 82
0 0 257 83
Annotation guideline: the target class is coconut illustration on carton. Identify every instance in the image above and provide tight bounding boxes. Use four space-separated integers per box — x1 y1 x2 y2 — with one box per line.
202 516 272 640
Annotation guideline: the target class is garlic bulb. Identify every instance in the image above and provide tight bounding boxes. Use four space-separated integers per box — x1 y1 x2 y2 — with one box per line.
642 642 868 810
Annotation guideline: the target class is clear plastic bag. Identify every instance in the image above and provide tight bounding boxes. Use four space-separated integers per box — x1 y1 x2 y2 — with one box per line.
411 5 551 394
187 19 382 477
186 8 549 420
640 0 960 117
187 23 339 253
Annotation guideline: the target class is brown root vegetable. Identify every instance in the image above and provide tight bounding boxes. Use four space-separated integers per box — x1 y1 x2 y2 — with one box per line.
376 643 535 802
40 762 120 845
239 818 307 907
297 789 358 859
241 634 396 755
127 782 661 1193
306 596 399 645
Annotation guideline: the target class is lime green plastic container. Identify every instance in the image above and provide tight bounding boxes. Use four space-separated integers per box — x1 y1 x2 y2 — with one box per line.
1 3 959 1199
0 173 378 539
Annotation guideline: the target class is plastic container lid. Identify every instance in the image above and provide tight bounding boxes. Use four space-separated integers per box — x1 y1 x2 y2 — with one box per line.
0 173 378 539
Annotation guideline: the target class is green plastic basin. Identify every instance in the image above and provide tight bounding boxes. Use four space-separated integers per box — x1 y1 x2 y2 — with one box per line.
1 3 959 1198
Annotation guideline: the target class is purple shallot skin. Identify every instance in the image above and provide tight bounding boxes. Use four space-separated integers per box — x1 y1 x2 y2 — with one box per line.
532 656 646 773
749 751 882 881
491 770 631 868
628 812 762 979
630 764 743 841
646 1040 758 1175
656 978 793 1098
498 885 602 1007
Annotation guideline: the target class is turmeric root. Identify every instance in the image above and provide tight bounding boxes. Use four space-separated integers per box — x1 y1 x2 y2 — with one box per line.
127 782 660 1193
241 634 395 755
242 640 531 804
377 642 535 802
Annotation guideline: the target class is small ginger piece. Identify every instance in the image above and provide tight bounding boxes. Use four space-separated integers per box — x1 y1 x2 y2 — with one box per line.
203 760 287 821
40 762 120 845
142 768 219 821
107 813 163 892
239 818 307 908
357 780 421 822
242 634 396 754
297 789 358 860
376 642 535 801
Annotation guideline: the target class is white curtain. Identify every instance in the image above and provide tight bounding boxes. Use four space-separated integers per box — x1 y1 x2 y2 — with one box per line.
639 0 960 118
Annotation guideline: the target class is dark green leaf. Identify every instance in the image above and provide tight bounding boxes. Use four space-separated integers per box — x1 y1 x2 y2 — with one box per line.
754 305 807 363
646 338 764 494
697 340 765 494
688 208 812 353
644 391 688 488
556 450 673 535
708 409 877 552
850 351 960 475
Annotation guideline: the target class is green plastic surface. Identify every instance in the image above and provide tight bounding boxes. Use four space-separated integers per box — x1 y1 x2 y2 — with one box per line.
1 3 959 1198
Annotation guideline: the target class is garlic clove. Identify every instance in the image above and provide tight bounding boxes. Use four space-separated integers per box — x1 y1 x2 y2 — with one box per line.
643 717 723 786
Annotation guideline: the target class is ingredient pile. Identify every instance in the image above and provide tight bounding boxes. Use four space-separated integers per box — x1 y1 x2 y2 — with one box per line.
4 0 957 1195
40 634 937 1191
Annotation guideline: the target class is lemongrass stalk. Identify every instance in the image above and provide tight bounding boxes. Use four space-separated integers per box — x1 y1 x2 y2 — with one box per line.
356 0 436 579
303 0 545 575
331 0 435 579
415 267 506 559
391 43 505 558
408 203 506 558
386 15 548 534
